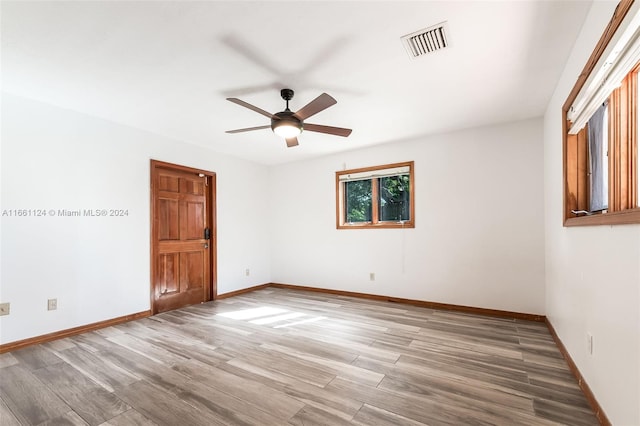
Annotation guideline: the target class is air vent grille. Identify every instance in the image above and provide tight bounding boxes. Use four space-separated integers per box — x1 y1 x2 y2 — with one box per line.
401 22 450 58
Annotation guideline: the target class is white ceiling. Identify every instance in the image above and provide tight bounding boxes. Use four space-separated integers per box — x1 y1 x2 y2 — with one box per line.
1 1 593 165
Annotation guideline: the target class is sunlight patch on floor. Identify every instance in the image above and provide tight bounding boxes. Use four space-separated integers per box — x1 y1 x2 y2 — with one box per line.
250 312 306 325
217 306 287 320
217 306 327 328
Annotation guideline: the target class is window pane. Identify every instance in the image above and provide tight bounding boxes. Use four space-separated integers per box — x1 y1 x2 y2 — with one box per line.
587 103 608 211
379 174 410 222
345 180 372 223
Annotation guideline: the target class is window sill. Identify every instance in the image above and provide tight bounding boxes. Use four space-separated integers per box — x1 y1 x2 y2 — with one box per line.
564 208 640 226
337 222 415 230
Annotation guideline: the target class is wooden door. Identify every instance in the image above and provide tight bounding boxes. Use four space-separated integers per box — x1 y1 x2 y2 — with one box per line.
151 161 216 314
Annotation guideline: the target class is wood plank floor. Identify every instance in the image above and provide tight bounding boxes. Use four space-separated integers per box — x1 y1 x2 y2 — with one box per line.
0 288 598 425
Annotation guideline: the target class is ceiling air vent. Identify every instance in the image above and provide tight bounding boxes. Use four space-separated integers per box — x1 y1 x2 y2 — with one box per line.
401 22 450 59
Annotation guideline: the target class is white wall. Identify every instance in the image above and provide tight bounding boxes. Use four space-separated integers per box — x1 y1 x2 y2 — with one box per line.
0 93 271 344
269 118 546 315
543 2 640 425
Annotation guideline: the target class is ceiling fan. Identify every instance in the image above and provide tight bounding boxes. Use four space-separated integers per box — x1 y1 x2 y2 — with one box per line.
225 89 352 147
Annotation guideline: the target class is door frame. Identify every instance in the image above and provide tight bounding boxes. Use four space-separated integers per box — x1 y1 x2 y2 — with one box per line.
150 159 217 314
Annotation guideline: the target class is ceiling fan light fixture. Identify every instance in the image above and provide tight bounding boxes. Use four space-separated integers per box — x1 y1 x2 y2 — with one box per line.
272 118 302 138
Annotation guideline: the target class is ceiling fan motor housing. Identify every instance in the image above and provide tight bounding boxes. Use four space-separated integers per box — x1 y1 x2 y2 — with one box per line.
271 110 303 134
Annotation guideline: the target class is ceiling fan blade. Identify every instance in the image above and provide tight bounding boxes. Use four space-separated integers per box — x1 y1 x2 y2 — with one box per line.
304 123 352 137
227 98 274 119
294 93 337 120
225 125 271 134
285 137 299 148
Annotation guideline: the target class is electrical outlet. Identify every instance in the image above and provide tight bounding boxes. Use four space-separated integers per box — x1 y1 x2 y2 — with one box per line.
47 298 57 311
0 302 10 316
245 268 250 276
369 272 375 281
587 332 594 355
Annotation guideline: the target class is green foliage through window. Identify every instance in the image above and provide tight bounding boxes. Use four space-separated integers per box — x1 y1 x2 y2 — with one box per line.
345 180 372 222
379 175 410 221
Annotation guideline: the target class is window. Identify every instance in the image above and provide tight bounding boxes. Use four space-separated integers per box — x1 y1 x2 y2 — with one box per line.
563 0 640 226
336 161 414 229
